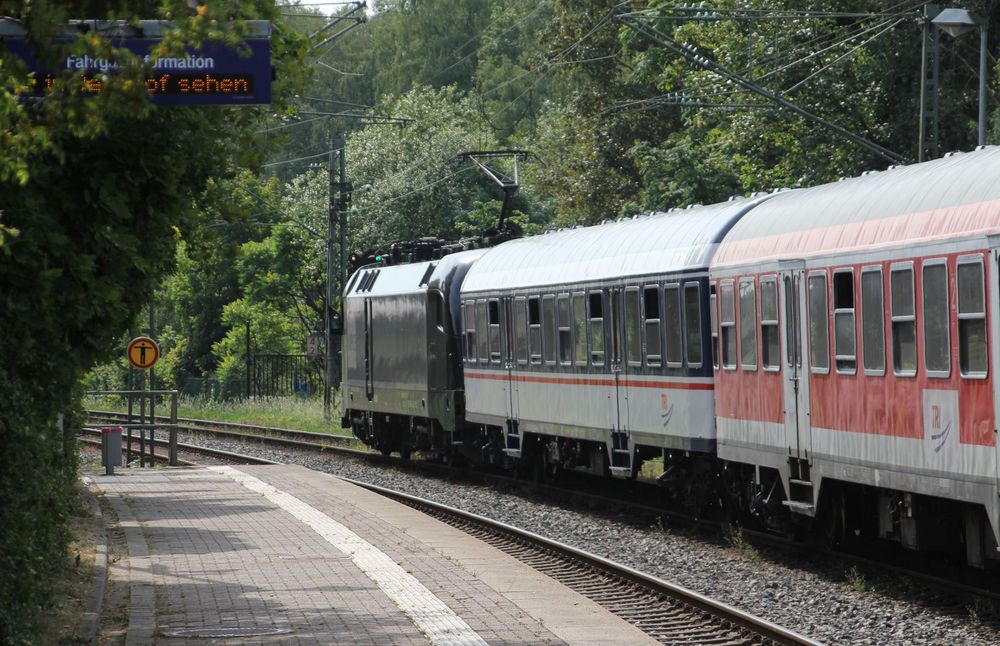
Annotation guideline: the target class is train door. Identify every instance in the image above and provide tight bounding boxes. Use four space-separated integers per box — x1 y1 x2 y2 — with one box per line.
779 263 812 460
364 298 374 401
608 287 633 475
501 297 521 425
989 246 1000 489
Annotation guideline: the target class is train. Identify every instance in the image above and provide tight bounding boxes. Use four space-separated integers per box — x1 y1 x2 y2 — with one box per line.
342 146 1000 568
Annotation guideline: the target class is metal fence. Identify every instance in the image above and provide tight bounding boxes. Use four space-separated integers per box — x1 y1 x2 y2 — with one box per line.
84 389 180 466
248 353 323 398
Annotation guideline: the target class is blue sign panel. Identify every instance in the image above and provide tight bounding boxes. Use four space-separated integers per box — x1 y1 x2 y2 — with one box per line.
4 36 271 105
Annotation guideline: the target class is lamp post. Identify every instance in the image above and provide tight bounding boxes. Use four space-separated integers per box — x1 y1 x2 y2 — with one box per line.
933 7 989 147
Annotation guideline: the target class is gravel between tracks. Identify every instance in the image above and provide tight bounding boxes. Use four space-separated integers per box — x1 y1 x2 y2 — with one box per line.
175 431 1000 646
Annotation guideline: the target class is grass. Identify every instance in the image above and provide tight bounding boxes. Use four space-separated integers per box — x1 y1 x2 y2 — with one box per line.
84 394 352 436
723 524 762 561
844 565 867 592
35 482 102 645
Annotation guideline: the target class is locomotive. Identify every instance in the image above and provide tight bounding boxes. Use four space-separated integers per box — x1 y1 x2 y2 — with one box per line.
343 146 1000 568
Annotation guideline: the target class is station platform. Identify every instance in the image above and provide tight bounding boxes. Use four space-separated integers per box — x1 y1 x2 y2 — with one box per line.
85 464 658 645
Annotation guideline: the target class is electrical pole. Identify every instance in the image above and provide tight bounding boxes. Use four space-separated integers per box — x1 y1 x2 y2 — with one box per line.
324 136 349 421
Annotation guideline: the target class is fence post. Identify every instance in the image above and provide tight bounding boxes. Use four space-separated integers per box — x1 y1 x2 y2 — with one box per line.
245 321 252 399
169 391 178 466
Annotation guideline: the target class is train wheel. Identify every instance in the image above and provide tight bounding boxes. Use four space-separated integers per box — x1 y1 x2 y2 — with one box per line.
400 446 412 461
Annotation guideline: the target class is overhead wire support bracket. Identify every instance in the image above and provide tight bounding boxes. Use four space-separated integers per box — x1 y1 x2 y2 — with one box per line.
309 2 366 54
614 12 909 165
454 150 536 231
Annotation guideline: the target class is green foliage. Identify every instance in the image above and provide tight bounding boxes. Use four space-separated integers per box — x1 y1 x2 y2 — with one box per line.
0 2 308 640
348 85 500 250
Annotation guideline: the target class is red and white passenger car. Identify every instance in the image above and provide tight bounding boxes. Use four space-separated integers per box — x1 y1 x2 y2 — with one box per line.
709 148 1000 565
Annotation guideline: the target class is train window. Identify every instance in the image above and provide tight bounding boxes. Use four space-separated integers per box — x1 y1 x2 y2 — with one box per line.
720 281 736 369
543 296 557 365
528 297 541 365
476 301 489 363
464 302 477 363
684 283 703 367
783 275 799 368
664 284 683 367
890 265 917 376
957 257 988 377
558 295 572 365
860 267 885 375
833 270 856 374
488 300 501 364
625 288 642 366
807 273 830 373
739 279 757 370
514 298 528 365
573 292 588 366
922 261 950 377
589 291 605 366
760 277 779 371
710 285 719 370
644 286 662 367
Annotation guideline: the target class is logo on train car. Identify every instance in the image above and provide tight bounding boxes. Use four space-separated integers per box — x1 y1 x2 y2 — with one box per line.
923 390 959 462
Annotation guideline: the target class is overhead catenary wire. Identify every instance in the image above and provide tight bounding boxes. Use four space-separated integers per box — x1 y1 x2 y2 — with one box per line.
260 147 342 169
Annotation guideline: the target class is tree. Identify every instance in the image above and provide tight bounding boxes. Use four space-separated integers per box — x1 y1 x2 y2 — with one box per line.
0 2 307 640
347 85 501 251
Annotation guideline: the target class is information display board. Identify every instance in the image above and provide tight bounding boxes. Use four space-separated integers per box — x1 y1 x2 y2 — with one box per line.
2 21 271 105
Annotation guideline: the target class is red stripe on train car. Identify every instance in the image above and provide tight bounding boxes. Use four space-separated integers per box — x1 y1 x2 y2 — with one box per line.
465 370 714 390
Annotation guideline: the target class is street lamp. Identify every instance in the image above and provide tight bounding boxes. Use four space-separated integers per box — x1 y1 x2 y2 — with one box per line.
933 7 989 146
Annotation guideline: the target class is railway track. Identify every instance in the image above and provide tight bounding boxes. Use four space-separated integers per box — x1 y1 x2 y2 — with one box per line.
78 427 277 466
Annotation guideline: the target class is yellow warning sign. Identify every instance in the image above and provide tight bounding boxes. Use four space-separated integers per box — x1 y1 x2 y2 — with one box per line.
126 336 160 370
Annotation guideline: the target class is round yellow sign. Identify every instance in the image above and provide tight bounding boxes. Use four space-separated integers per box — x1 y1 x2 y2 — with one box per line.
126 336 160 370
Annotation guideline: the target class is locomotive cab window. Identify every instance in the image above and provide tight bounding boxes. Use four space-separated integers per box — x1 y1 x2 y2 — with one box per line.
684 283 703 367
558 295 573 366
739 278 757 370
476 301 489 363
957 256 988 377
543 296 557 365
528 297 542 365
890 264 917 376
720 281 736 369
760 277 779 371
488 300 501 364
860 267 885 375
589 291 605 366
922 260 950 377
625 288 642 367
573 292 588 366
644 286 662 367
710 284 719 370
807 272 830 373
514 297 528 365
464 301 477 363
833 269 856 374
664 284 683 367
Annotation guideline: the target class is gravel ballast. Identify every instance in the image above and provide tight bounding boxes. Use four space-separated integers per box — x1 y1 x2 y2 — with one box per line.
173 431 1000 646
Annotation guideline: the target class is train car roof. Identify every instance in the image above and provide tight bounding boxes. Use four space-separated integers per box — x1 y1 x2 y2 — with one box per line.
461 198 766 293
712 146 1000 268
345 248 483 298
